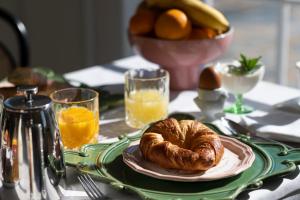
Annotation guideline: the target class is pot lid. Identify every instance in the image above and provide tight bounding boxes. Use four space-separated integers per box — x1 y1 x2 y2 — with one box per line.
4 85 52 111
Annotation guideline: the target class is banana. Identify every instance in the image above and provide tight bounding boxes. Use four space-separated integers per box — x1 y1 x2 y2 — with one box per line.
145 0 229 32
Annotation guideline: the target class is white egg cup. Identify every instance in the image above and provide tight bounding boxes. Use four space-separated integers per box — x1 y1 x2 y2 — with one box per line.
194 88 228 122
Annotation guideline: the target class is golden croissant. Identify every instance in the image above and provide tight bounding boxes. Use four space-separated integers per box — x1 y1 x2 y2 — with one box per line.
139 118 224 171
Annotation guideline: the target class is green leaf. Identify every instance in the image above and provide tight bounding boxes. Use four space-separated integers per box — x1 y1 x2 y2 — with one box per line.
228 54 262 75
33 67 66 83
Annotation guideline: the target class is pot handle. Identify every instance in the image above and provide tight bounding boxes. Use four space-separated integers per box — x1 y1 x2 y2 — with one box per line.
47 125 66 186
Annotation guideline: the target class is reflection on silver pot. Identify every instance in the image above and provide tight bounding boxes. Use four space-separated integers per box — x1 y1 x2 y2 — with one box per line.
0 86 65 199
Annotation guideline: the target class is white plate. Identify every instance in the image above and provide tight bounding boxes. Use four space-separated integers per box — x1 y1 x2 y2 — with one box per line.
122 135 255 182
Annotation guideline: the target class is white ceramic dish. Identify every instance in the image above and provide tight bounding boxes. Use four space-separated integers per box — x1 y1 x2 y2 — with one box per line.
122 135 255 182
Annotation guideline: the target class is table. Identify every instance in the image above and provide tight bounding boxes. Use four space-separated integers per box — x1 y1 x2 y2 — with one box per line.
60 55 300 200
2 55 300 199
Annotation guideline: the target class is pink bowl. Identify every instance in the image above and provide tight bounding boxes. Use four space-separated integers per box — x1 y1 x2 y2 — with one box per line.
129 27 234 90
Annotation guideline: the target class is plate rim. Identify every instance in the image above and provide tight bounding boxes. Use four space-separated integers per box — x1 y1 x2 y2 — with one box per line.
122 135 256 182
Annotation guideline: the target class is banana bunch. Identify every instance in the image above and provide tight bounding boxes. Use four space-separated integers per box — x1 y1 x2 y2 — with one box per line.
145 0 229 33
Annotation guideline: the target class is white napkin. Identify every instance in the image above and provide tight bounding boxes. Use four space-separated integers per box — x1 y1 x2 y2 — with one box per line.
57 185 87 198
225 109 300 143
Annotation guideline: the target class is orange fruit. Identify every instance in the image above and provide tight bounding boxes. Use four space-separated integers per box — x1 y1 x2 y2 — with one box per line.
189 27 218 39
154 9 191 40
129 9 157 35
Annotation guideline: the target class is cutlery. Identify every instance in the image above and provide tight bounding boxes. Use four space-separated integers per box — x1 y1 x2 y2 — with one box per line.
220 117 280 144
78 174 109 200
221 117 253 136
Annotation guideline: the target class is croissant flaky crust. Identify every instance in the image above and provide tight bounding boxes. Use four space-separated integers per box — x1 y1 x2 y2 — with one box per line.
139 118 224 171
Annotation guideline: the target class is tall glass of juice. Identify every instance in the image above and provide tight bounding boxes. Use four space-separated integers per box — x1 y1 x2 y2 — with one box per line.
125 68 169 129
50 88 99 150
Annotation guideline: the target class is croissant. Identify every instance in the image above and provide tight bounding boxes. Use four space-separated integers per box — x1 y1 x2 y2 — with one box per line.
139 118 224 171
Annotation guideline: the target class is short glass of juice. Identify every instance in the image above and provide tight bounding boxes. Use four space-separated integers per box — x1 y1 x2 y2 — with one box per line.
50 88 99 150
125 68 169 129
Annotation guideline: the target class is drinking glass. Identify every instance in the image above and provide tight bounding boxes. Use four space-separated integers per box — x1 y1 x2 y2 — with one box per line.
50 88 99 150
125 68 169 129
218 63 265 114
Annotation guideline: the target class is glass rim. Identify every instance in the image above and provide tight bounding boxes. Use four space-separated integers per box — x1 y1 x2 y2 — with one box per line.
50 87 99 104
125 68 169 81
216 62 265 76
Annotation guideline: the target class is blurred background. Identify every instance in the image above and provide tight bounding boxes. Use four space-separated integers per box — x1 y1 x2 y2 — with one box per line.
0 0 300 87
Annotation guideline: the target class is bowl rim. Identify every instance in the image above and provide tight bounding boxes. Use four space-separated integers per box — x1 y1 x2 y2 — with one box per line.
128 26 234 42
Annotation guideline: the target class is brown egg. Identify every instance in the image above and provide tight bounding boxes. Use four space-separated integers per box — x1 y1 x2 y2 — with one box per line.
199 66 221 90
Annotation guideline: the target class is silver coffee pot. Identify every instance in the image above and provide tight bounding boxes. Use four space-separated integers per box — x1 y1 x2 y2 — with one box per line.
0 86 65 199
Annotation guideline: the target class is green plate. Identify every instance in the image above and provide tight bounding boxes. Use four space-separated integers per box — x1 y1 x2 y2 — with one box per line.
65 124 300 200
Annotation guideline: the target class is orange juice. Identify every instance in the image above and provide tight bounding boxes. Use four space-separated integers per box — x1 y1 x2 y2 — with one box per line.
125 89 168 128
58 107 99 149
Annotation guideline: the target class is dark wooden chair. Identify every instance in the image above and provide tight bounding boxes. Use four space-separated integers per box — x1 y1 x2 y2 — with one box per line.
0 7 29 78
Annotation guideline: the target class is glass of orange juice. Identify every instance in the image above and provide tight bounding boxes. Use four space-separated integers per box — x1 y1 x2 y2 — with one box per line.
50 88 99 150
125 68 169 129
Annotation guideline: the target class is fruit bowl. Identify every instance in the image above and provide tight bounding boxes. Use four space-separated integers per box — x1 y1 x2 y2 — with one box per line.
129 27 234 90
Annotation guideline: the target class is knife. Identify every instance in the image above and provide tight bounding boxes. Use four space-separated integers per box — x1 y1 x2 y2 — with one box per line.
221 117 281 144
221 117 253 136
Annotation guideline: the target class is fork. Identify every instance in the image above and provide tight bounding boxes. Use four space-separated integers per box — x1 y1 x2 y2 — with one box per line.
78 174 107 200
